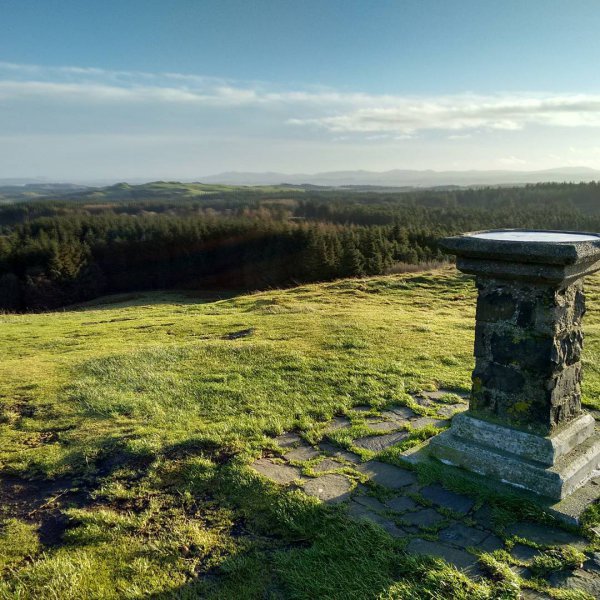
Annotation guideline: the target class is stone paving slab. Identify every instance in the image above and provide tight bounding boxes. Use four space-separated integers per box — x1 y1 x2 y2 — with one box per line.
365 420 406 433
354 431 409 452
385 495 418 513
274 432 303 448
471 504 494 526
504 521 588 549
478 533 504 553
511 544 542 562
402 508 446 528
318 442 361 463
421 484 475 515
406 538 481 575
356 461 417 489
324 416 351 431
303 474 352 503
348 501 405 537
255 424 600 594
312 458 344 473
353 494 387 512
438 522 490 548
414 396 434 408
251 459 302 484
381 406 417 420
548 569 600 597
284 445 321 461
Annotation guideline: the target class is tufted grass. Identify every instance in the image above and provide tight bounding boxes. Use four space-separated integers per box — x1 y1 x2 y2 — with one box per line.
0 266 598 598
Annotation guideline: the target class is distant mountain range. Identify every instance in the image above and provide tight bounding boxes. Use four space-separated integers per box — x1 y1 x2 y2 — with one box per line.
200 167 600 188
2 167 600 193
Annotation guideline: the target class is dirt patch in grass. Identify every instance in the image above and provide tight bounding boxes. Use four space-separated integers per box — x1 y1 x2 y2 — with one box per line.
0 474 85 547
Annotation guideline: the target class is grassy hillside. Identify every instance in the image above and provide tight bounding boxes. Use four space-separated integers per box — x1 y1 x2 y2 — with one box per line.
0 267 599 598
0 181 305 204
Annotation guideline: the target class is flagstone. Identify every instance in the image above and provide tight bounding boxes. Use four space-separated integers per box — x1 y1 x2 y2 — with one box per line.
385 495 418 513
353 431 409 452
406 538 481 574
274 432 303 448
401 508 446 528
356 461 417 489
312 458 344 473
303 474 352 503
251 458 302 484
284 445 321 461
420 484 475 515
319 441 361 463
504 522 587 549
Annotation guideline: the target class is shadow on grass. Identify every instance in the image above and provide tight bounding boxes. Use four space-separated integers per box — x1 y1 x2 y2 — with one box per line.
61 288 247 312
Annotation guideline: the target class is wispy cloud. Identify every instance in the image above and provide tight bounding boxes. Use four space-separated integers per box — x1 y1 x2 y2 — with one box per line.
289 96 600 134
4 61 600 137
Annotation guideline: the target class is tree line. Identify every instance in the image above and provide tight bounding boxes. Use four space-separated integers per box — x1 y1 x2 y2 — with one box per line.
1 181 600 311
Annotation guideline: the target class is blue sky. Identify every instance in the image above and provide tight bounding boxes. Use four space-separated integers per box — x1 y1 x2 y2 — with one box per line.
1 0 600 180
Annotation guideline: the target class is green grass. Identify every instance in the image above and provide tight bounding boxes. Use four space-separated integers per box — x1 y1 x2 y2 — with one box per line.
0 266 598 598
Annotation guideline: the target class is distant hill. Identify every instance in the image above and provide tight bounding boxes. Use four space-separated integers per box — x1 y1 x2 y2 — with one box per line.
200 167 600 187
0 182 95 203
0 181 304 203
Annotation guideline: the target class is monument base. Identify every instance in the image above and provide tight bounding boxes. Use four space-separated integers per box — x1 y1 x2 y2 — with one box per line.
429 413 600 500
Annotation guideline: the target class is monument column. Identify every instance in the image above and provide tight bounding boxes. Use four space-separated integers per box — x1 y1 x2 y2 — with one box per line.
430 229 600 500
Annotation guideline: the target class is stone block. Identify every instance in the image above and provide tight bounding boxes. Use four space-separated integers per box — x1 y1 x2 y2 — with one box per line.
366 419 404 432
511 544 541 562
436 403 467 418
476 290 517 322
450 413 596 466
516 301 535 327
411 416 447 429
324 416 351 431
429 425 600 500
479 533 504 552
490 330 554 373
473 362 525 395
383 406 417 420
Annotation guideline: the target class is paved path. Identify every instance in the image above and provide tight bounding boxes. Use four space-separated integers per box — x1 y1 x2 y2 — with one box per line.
251 390 600 599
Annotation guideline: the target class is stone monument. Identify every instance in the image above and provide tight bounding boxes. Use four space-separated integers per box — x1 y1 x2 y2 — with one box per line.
430 229 600 500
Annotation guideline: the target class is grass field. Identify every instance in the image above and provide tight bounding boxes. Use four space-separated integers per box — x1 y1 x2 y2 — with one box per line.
0 267 599 599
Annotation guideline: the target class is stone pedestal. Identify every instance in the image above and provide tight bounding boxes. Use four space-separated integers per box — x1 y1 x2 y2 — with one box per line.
430 230 600 500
